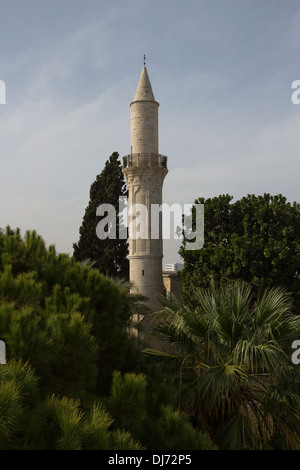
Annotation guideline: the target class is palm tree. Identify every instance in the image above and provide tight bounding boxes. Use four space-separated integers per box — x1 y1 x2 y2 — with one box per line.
144 281 300 449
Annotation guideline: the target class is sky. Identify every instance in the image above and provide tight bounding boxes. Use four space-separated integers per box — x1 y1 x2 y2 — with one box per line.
0 0 300 265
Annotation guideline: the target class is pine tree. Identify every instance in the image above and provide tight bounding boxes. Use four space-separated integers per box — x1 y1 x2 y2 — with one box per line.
73 152 129 279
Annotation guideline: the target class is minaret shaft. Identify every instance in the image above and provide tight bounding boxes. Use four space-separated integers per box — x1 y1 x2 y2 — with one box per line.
130 101 159 154
122 66 168 311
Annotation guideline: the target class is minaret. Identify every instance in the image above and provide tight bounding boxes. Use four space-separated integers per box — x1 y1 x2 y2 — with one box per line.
122 65 168 312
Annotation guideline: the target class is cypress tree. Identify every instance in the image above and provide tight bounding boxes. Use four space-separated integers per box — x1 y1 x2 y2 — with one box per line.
73 152 129 279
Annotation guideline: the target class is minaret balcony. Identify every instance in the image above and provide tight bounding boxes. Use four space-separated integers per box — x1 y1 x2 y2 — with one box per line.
123 153 168 169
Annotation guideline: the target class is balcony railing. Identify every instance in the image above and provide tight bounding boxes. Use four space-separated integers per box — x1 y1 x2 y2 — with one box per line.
123 153 168 169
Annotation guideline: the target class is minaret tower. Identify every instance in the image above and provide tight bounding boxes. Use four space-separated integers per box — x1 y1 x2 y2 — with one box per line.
122 63 168 311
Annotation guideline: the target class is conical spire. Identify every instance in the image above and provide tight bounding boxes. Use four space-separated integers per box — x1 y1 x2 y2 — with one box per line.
132 66 157 103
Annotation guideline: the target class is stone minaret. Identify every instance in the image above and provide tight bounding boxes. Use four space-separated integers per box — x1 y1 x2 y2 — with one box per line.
122 65 168 312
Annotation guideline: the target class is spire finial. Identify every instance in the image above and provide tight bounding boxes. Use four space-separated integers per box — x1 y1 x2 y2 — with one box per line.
144 54 146 66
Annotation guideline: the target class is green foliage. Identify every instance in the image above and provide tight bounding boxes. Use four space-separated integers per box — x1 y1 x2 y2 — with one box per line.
111 429 143 450
0 381 22 448
144 281 300 449
155 405 216 450
105 371 215 450
0 359 39 407
73 152 129 279
27 396 116 450
0 360 39 449
105 371 148 439
180 193 300 307
0 226 137 396
0 226 213 450
9 387 142 450
0 359 212 450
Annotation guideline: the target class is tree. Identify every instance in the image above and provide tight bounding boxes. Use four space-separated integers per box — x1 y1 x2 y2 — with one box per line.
0 226 215 450
0 360 143 450
103 370 215 450
144 281 300 449
0 226 135 395
73 152 129 279
179 193 300 307
0 360 214 450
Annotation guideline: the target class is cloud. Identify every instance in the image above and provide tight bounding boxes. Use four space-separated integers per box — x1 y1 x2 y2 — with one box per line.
0 17 133 252
1 0 300 263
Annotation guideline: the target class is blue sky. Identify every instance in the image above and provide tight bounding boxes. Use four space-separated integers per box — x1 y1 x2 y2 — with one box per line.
0 0 300 264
